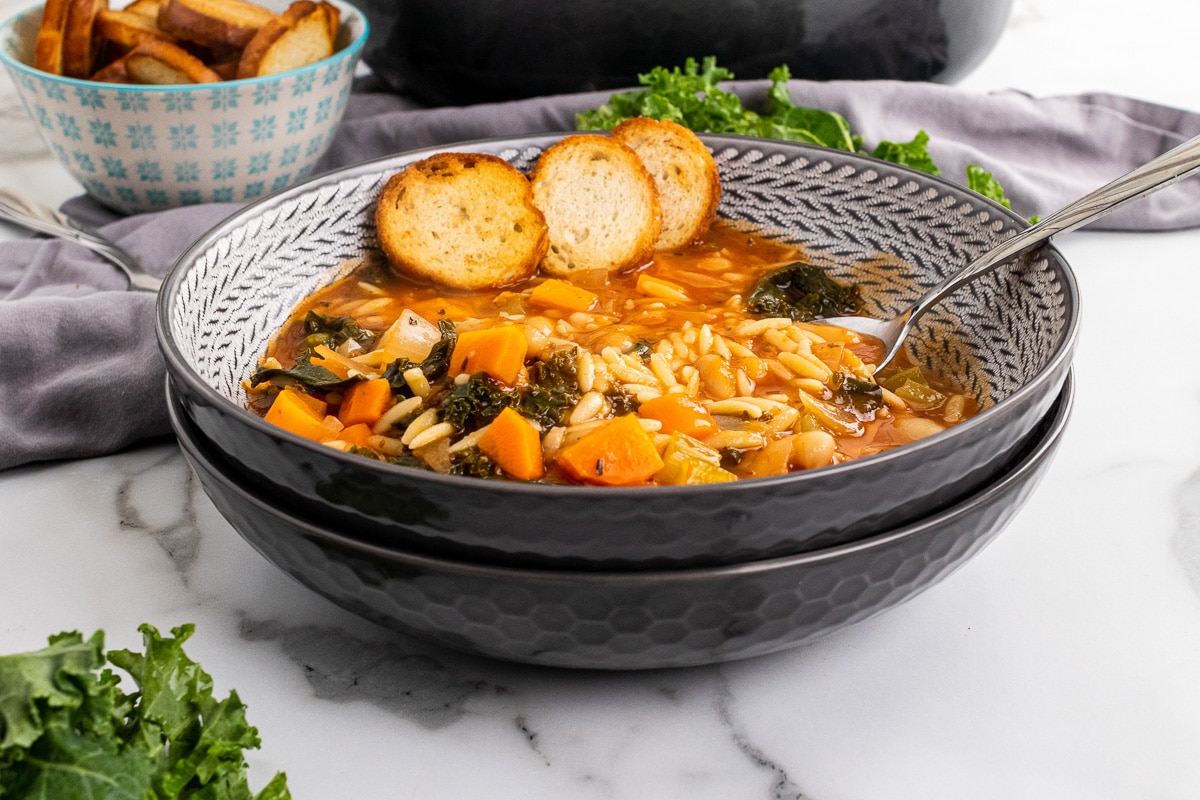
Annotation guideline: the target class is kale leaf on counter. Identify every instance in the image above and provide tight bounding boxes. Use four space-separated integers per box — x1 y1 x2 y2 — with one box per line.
0 623 289 800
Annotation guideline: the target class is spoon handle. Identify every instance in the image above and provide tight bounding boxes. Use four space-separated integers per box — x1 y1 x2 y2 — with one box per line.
0 188 160 292
911 132 1200 319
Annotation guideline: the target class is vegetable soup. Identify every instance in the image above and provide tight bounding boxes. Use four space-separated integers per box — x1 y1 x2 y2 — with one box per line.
245 222 977 486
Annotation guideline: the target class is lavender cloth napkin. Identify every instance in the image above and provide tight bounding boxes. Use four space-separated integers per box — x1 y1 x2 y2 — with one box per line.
4 78 1200 471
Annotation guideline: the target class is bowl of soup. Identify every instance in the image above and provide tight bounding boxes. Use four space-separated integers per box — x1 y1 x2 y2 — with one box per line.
157 131 1078 569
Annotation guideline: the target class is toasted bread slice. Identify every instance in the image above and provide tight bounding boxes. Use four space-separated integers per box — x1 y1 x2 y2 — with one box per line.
33 0 71 74
61 0 108 78
376 153 549 291
611 117 721 250
89 53 134 81
157 0 276 49
124 37 222 82
235 0 335 79
530 134 662 276
123 0 164 19
94 7 174 50
208 57 238 79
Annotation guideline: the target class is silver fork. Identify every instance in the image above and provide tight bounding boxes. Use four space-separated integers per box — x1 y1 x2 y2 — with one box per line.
817 131 1200 369
0 188 161 292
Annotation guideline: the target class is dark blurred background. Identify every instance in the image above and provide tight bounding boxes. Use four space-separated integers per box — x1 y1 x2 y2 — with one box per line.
354 0 1014 106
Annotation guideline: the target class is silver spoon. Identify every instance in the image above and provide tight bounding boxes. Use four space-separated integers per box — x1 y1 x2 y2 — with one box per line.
817 132 1200 369
0 188 161 292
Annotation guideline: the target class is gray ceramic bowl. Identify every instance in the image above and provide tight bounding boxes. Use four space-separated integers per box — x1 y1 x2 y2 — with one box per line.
158 133 1079 569
170 371 1073 670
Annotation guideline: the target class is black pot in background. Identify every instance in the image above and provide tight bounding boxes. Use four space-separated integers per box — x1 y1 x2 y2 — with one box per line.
356 0 1013 106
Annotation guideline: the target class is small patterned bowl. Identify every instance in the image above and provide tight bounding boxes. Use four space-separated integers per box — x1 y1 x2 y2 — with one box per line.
171 370 1074 670
159 133 1080 569
0 0 368 215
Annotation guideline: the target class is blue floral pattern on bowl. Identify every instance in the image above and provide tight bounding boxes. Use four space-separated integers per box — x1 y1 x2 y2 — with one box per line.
0 0 368 215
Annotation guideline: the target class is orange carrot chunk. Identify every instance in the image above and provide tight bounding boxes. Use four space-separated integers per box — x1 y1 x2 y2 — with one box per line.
450 324 528 385
337 377 393 427
478 406 545 481
529 278 599 313
637 394 719 439
264 386 331 441
338 422 374 446
556 414 664 486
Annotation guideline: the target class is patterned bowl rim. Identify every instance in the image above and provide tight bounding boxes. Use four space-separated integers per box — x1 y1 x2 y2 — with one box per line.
170 369 1074 578
0 0 369 89
158 132 1082 499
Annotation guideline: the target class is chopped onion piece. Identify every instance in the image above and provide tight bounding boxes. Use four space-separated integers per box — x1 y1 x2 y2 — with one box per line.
377 309 441 362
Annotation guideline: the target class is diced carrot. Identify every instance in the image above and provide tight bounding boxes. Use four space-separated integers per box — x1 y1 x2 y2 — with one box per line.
264 386 331 441
312 344 377 380
637 394 719 439
556 414 664 487
337 422 374 446
337 377 393 427
529 278 598 313
450 324 528 385
477 406 545 481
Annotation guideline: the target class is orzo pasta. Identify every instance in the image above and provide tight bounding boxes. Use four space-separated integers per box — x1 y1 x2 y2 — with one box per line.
245 223 976 486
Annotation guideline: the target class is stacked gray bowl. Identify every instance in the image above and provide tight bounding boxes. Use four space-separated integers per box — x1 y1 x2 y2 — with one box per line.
158 134 1079 669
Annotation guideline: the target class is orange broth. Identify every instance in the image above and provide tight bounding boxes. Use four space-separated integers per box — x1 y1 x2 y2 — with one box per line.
249 222 977 484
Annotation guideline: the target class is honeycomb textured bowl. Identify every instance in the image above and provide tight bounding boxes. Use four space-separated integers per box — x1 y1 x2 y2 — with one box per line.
159 133 1079 569
0 0 368 214
171 372 1073 670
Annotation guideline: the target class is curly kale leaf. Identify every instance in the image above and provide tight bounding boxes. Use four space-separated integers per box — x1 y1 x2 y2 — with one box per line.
439 374 520 432
0 624 289 800
248 357 354 393
448 448 500 478
966 164 1013 209
746 261 862 322
871 130 940 176
576 58 858 151
302 310 374 351
830 372 884 417
576 57 1017 206
519 348 583 429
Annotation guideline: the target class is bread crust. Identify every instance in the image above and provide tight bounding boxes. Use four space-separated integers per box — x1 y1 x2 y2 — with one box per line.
236 0 335 79
376 153 550 291
530 134 662 276
124 37 223 82
93 7 173 50
611 117 721 251
33 0 71 74
89 52 133 81
157 0 276 49
123 0 164 19
61 0 108 78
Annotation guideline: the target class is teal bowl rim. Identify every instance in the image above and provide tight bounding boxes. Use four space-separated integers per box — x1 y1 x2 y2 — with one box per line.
0 0 369 90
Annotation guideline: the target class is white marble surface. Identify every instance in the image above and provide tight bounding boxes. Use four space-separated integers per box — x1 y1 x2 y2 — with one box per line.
4 1 1200 798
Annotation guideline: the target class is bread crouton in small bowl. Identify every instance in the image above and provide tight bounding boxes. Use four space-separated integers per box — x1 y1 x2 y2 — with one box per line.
0 0 367 214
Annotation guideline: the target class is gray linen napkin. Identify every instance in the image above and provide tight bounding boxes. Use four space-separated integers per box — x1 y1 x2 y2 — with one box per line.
4 78 1200 470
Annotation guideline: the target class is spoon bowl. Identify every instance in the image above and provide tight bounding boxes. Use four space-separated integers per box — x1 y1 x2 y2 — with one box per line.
0 188 160 292
819 132 1200 368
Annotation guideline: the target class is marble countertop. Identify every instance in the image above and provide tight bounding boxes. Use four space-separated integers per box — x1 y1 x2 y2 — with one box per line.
3 1 1200 797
